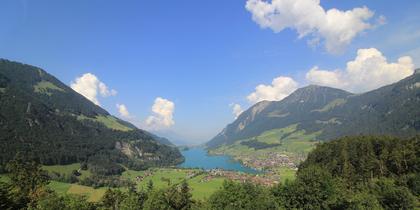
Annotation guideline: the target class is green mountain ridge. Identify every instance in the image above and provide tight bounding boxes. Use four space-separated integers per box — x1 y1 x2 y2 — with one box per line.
0 59 183 173
207 70 420 149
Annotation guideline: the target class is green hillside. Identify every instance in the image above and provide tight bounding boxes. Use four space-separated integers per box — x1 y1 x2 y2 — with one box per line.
207 70 420 154
0 59 183 174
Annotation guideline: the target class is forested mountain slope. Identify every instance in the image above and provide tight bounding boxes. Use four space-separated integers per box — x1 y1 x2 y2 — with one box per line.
0 59 183 174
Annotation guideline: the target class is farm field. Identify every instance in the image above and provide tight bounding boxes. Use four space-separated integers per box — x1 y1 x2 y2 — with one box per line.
2 167 226 202
187 174 225 200
43 166 223 201
0 174 106 202
275 167 297 183
35 153 294 201
43 163 92 179
48 181 108 202
123 168 225 200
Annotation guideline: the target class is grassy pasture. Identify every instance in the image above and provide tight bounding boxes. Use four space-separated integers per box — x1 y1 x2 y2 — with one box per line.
276 167 297 183
3 166 226 202
211 123 319 158
187 174 225 200
43 163 91 179
33 81 65 96
0 174 106 202
66 184 107 202
48 181 72 194
123 168 225 200
77 115 133 131
48 181 108 202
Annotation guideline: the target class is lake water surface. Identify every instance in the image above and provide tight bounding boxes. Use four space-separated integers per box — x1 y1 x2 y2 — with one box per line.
178 147 259 174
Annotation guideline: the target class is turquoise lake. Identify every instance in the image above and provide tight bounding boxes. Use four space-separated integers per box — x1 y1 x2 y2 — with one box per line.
178 147 259 174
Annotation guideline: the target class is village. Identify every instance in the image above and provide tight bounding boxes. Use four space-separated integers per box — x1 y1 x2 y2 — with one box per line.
235 152 301 171
133 167 282 187
202 168 280 186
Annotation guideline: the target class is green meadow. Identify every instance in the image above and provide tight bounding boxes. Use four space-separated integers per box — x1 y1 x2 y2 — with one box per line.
275 167 297 183
43 163 92 179
187 175 225 200
2 167 225 202
48 181 107 202
76 114 133 131
1 173 106 202
210 123 320 162
122 168 225 200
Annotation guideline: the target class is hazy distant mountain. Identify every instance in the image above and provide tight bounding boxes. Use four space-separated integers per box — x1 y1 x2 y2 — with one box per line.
0 59 183 172
207 69 420 149
147 132 176 146
153 130 193 146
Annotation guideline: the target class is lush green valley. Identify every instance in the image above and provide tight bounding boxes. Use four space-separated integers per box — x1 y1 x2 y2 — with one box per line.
1 135 419 209
1 60 419 209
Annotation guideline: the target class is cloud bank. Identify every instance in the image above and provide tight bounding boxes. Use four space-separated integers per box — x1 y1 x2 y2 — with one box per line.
116 103 131 118
306 48 414 93
245 0 378 54
230 103 244 118
146 97 175 130
70 73 117 105
241 48 414 113
247 76 298 103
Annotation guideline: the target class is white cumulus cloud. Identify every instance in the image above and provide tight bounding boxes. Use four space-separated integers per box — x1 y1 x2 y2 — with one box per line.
116 103 131 118
306 48 414 93
245 0 377 54
70 73 117 105
247 76 298 103
230 103 244 119
146 97 175 130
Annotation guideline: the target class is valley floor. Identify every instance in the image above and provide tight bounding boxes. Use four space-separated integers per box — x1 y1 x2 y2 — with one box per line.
1 163 296 202
50 167 226 201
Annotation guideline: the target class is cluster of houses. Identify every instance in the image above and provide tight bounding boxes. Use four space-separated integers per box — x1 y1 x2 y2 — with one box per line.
240 152 299 170
201 168 280 187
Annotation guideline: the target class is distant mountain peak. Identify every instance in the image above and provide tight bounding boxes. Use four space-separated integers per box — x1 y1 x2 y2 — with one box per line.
294 84 351 95
282 84 352 107
207 74 419 149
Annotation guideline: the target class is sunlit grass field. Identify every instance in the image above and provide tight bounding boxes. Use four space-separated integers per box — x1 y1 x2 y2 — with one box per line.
188 174 225 200
2 167 226 202
76 114 133 131
209 123 320 161
276 167 296 183
122 168 225 200
0 174 106 202
47 181 108 202
43 163 92 179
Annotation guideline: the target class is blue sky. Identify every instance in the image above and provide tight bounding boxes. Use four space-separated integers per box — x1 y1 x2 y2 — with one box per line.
1 0 419 144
